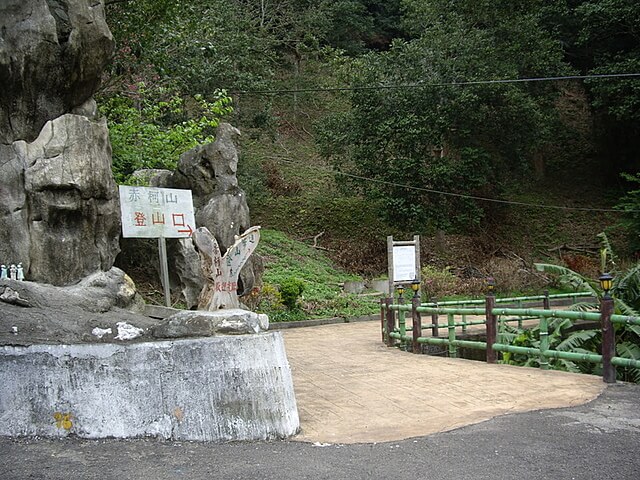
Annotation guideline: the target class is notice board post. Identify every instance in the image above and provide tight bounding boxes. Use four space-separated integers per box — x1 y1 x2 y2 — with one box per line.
387 235 421 298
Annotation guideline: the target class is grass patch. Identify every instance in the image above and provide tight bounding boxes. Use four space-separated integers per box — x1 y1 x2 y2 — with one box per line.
252 229 380 321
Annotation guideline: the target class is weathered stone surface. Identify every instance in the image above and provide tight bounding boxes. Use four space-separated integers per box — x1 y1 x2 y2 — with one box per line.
0 144 31 270
170 238 206 309
0 113 121 285
170 123 242 202
0 333 299 441
197 191 251 250
127 123 261 308
193 226 260 311
0 1 119 286
151 309 269 339
0 287 32 307
0 268 152 346
168 123 251 248
0 0 114 144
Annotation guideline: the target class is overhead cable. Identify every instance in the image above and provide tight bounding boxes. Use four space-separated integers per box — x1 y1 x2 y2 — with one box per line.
272 157 630 213
232 72 640 96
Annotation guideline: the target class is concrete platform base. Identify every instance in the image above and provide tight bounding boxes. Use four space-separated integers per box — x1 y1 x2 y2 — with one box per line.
0 332 299 442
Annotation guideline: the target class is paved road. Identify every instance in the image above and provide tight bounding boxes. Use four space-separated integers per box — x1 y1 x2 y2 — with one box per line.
1 321 639 479
1 384 639 479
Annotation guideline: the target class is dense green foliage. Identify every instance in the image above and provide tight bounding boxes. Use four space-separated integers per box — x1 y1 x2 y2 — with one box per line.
531 233 640 382
576 0 640 175
317 0 579 230
101 85 232 183
103 0 405 94
617 172 640 251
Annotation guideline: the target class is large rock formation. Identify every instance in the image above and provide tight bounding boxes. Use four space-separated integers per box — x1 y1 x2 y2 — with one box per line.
0 0 114 144
0 0 120 286
134 123 262 308
170 123 251 247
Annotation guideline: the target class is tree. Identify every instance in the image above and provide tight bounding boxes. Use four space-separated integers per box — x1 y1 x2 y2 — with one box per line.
542 1 640 178
616 172 640 253
317 0 572 230
101 85 233 184
105 0 278 94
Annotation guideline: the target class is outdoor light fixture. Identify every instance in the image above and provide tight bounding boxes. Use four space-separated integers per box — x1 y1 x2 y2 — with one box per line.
486 277 496 293
396 285 405 298
411 278 420 298
599 272 613 298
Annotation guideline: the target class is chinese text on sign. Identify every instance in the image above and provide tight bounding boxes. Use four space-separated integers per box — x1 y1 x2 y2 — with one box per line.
119 186 196 238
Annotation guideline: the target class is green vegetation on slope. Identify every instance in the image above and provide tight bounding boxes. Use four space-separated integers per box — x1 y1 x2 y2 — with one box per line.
251 230 380 321
102 1 640 314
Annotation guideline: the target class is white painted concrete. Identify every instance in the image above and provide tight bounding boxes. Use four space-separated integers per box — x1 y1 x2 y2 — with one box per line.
0 332 299 441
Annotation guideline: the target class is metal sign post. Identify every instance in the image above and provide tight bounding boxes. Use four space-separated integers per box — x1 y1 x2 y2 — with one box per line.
157 236 171 307
119 186 197 308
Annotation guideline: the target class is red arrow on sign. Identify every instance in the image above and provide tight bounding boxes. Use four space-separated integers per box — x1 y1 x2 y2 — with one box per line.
178 224 193 236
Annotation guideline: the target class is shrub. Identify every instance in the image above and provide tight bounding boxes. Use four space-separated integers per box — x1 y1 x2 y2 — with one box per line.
483 256 549 294
421 265 460 299
279 278 305 310
249 283 284 312
421 265 485 299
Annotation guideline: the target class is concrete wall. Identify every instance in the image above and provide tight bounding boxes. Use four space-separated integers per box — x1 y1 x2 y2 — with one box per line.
0 332 299 441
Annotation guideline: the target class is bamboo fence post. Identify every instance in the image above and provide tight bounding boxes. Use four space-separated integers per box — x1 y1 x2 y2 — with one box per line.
412 296 422 354
380 297 386 342
385 297 395 347
431 297 439 337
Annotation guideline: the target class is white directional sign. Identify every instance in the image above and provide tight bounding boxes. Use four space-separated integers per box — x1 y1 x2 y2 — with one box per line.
119 185 196 238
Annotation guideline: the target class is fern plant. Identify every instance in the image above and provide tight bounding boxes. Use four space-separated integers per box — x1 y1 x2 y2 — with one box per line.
500 318 584 373
532 232 640 383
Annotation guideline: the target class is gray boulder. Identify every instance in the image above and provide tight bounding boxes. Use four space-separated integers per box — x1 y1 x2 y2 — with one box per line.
0 0 114 144
0 112 121 285
170 123 242 202
0 267 154 347
171 238 206 308
131 123 261 308
0 0 119 286
167 123 250 245
151 309 269 339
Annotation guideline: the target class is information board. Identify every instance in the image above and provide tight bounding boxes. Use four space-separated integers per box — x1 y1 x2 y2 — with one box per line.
119 185 196 238
392 245 417 282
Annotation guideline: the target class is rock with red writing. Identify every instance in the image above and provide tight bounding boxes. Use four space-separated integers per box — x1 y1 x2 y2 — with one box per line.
193 226 260 311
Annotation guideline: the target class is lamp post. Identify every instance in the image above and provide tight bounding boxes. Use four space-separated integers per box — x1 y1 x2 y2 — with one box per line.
410 278 421 299
486 276 496 294
599 272 615 383
396 284 405 302
599 272 613 299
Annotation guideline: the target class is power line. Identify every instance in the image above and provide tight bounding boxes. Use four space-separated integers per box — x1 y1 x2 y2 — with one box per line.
232 72 640 96
236 69 640 212
272 157 630 213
